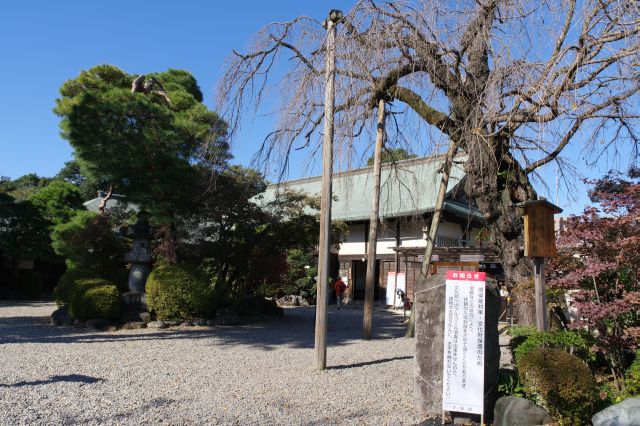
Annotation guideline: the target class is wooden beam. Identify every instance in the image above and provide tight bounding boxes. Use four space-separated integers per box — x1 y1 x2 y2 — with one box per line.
363 98 386 340
314 11 341 370
533 257 548 331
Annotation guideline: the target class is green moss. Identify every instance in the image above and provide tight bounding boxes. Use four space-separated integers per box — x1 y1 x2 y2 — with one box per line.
68 278 121 320
518 347 598 425
146 263 214 320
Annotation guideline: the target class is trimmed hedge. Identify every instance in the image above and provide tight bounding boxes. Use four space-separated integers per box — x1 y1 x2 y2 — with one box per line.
518 347 598 424
146 263 213 320
69 278 122 321
52 268 93 306
53 268 129 307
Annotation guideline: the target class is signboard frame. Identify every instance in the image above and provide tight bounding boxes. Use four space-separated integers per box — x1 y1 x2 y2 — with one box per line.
442 270 486 421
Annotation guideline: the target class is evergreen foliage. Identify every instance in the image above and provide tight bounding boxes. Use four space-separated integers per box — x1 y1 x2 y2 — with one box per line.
146 263 214 320
69 278 121 320
50 211 126 279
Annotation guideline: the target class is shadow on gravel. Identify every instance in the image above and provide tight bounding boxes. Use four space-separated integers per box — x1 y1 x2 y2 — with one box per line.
328 355 413 370
0 374 104 387
0 303 410 351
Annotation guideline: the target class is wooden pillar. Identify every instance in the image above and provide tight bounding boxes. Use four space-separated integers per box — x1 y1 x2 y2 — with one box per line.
363 99 386 340
533 257 548 331
314 9 342 371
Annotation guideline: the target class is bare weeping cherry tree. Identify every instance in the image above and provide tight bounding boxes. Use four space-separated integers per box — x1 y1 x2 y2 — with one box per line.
218 0 638 299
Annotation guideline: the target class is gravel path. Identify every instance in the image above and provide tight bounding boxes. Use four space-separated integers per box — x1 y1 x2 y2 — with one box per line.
0 301 425 425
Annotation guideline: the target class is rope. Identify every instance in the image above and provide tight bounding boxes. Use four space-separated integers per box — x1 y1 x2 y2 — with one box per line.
415 283 446 295
417 374 443 396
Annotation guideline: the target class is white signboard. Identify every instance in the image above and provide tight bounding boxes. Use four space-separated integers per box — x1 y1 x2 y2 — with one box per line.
385 272 406 307
442 270 486 415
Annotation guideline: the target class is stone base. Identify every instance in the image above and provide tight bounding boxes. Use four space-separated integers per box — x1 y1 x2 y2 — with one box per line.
122 292 147 310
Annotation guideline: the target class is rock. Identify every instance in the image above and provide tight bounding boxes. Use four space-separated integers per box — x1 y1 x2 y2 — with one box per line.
216 309 240 326
121 321 147 330
73 319 85 328
452 417 473 425
414 274 501 420
121 308 152 323
86 319 115 331
206 320 216 326
493 396 553 426
592 398 640 426
276 295 298 307
147 320 168 329
180 321 193 327
50 306 69 326
165 320 180 327
62 318 75 327
193 319 207 326
276 295 310 307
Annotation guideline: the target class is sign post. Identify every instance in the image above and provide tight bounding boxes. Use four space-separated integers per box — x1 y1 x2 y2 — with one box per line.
442 270 487 423
517 199 562 331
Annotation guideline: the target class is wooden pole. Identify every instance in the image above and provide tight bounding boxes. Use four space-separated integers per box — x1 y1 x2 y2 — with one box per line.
533 256 548 331
406 141 458 338
314 9 341 371
363 98 386 340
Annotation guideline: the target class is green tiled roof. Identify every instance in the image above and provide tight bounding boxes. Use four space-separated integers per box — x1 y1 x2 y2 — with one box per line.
83 192 135 213
258 155 476 222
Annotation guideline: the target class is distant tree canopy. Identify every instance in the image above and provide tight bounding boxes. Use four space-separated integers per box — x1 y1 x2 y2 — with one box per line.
28 180 84 227
0 173 52 201
366 148 416 166
55 160 104 201
54 65 231 262
0 193 53 276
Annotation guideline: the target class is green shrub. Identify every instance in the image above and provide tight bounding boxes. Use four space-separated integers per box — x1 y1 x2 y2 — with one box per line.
622 349 640 399
509 326 593 365
20 271 43 299
52 268 93 306
69 278 122 320
518 347 598 425
146 264 214 320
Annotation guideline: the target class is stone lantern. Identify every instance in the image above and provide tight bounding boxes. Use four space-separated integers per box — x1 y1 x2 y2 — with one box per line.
122 211 154 308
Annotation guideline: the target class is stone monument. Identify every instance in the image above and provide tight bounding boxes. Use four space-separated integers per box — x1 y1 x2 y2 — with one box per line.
414 272 500 422
121 211 153 310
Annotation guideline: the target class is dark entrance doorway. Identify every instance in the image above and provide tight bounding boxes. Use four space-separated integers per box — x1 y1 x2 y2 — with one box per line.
351 259 380 301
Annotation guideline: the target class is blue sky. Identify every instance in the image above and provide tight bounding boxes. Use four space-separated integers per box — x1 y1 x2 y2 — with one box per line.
0 1 632 215
0 0 353 179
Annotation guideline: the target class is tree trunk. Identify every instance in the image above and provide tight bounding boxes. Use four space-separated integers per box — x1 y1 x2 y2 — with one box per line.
463 139 536 296
363 99 386 340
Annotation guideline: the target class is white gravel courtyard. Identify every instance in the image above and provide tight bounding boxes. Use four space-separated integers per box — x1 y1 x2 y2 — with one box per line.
0 301 424 425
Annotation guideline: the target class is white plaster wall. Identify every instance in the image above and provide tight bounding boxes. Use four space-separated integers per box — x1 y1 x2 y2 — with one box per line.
400 221 427 248
438 222 464 239
376 225 398 254
339 223 366 255
338 220 482 256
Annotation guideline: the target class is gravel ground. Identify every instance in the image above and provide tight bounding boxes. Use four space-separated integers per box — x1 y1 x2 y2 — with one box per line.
0 301 425 425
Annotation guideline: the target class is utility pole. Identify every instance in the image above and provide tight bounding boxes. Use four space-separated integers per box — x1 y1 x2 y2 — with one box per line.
315 9 342 370
363 98 386 340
